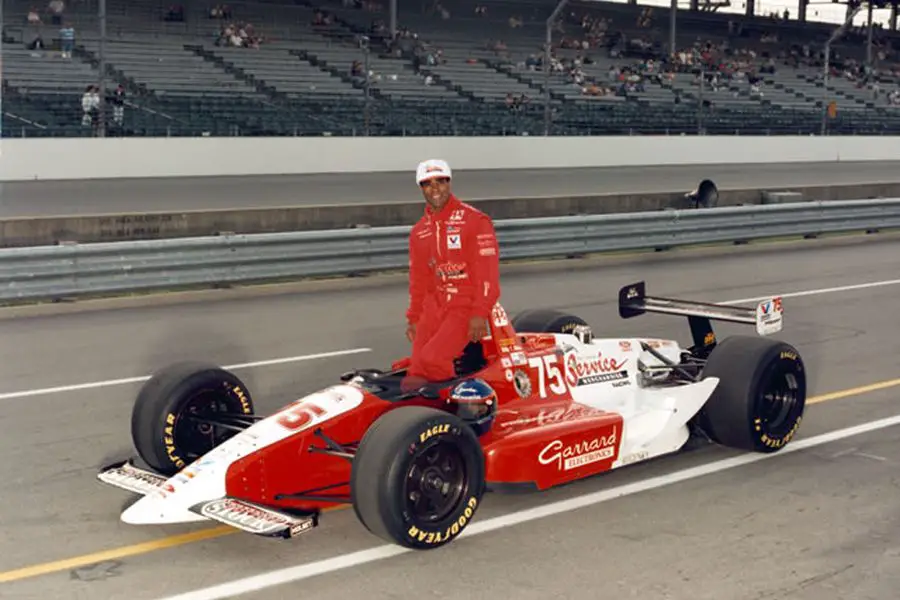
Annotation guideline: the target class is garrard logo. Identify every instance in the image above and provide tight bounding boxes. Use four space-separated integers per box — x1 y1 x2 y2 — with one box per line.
538 427 619 471
565 351 628 386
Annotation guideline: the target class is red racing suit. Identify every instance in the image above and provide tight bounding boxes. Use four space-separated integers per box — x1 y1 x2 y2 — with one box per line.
404 194 501 381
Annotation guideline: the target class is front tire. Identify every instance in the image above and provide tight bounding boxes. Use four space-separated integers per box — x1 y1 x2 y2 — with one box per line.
699 335 806 453
131 361 255 476
350 406 486 549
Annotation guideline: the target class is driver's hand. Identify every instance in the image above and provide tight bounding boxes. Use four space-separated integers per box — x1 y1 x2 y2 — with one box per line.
406 322 417 343
468 317 488 342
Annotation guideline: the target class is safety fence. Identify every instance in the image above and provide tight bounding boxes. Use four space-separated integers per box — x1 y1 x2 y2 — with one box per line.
2 199 899 303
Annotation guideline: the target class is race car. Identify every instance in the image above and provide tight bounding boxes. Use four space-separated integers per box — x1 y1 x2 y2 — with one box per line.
97 281 806 550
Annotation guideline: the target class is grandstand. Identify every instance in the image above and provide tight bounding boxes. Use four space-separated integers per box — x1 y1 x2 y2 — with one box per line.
3 0 900 136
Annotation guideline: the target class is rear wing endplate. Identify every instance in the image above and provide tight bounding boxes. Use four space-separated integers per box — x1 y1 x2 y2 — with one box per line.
618 281 783 350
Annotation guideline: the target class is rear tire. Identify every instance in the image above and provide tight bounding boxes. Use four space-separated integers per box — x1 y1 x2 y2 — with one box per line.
699 336 806 453
351 406 486 549
131 361 255 476
511 309 588 334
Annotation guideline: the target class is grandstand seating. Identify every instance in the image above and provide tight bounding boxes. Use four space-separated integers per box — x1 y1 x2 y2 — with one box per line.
3 0 900 137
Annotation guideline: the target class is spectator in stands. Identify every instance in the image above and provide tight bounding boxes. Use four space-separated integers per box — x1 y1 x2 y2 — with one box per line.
59 22 74 58
164 5 184 22
26 8 45 51
312 10 333 26
81 85 99 131
47 0 64 24
110 84 126 132
209 4 232 19
27 28 45 51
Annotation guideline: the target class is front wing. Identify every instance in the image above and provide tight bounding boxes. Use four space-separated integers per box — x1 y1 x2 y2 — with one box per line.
97 460 317 539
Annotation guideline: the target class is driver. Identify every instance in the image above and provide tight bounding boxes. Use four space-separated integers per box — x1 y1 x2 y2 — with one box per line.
402 159 501 387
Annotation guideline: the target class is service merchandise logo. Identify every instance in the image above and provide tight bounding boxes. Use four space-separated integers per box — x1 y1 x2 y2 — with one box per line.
538 426 619 471
565 350 628 386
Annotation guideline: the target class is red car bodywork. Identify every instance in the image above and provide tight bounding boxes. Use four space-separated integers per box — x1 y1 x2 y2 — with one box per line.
223 304 624 513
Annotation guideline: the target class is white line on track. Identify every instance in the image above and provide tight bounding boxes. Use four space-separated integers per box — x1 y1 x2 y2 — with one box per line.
4 277 900 402
155 412 900 600
720 278 900 305
0 348 372 401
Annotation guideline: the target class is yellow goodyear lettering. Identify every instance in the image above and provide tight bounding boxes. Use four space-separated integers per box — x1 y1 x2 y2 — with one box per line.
163 415 185 468
419 423 450 444
405 496 480 545
780 350 799 361
759 416 802 449
231 384 252 414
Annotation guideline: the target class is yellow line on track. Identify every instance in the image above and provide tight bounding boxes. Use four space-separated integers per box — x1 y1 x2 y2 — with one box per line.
0 527 236 584
2 377 900 585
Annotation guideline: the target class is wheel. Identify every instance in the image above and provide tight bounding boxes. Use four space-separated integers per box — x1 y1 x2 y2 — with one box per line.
131 361 255 476
511 309 588 334
699 335 806 453
350 406 486 549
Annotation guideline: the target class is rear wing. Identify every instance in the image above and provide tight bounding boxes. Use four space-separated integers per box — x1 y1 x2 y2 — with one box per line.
618 281 783 352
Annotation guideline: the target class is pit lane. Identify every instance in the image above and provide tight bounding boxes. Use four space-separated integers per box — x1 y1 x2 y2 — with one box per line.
4 160 900 217
1 232 900 599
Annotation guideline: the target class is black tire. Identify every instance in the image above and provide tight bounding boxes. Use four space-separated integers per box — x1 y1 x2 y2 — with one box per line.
350 406 485 550
699 335 806 453
511 309 589 334
131 361 255 476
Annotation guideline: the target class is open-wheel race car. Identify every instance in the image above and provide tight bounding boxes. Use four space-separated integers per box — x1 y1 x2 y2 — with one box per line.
98 281 806 549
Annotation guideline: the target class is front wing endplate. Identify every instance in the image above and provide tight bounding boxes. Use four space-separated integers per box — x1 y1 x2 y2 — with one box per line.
190 497 318 539
97 459 168 496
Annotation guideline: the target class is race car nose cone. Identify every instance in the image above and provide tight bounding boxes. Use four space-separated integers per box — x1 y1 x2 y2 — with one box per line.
121 493 206 525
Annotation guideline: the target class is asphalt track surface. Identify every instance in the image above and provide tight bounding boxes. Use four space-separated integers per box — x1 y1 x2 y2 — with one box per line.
4 160 900 217
2 232 900 599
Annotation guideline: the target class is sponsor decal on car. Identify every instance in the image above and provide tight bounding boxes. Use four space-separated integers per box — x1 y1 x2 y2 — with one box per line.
618 450 650 466
565 351 628 386
197 498 313 537
538 427 619 471
98 462 168 496
512 370 532 398
496 403 600 431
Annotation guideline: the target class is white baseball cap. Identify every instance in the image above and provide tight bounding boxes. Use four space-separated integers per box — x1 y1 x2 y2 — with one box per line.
416 159 452 185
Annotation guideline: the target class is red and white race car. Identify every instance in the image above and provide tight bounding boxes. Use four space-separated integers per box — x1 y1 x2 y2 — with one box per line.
98 281 805 549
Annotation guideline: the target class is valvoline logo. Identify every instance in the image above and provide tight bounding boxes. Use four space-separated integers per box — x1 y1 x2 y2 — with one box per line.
760 301 772 314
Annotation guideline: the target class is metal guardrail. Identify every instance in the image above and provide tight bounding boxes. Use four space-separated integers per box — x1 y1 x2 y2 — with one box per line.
2 199 900 303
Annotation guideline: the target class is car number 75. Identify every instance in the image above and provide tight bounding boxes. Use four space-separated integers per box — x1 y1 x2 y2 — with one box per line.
528 354 567 398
